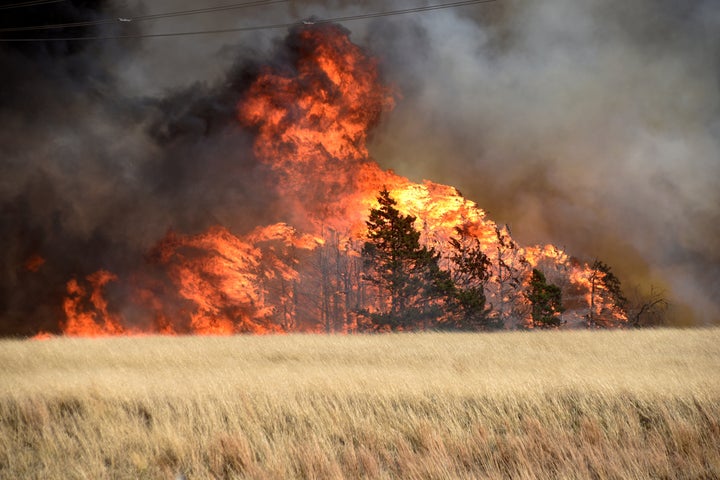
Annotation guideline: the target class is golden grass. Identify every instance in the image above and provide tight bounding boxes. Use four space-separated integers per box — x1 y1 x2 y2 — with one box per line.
1 328 719 479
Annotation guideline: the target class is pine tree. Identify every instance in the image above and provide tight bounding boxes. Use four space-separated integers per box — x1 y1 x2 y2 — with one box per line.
362 189 451 330
526 268 565 328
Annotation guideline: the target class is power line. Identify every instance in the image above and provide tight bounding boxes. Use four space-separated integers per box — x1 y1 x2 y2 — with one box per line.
0 0 65 9
0 0 497 42
314 0 498 25
0 0 288 32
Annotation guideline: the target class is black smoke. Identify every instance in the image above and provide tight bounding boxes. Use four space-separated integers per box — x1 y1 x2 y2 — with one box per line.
0 1 280 335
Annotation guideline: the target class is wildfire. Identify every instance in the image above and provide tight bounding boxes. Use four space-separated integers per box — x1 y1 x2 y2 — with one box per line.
238 25 395 232
63 270 125 337
55 24 627 337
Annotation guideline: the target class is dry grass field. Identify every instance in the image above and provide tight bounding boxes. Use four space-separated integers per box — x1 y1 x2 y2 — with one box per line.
1 329 719 479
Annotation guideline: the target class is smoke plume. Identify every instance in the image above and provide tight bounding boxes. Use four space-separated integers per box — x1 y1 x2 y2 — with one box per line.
363 0 720 324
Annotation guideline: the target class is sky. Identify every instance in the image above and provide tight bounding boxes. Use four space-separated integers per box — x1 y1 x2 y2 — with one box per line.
1 0 719 331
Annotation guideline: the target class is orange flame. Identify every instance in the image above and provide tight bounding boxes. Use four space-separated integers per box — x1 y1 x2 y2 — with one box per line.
238 25 396 232
63 270 125 336
54 25 626 336
144 224 321 335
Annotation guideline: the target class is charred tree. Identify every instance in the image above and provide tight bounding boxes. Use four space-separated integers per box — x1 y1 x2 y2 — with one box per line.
627 285 669 328
492 225 529 328
587 260 628 328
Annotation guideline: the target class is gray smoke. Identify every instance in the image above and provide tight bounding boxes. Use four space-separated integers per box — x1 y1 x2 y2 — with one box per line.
0 1 279 334
363 0 720 324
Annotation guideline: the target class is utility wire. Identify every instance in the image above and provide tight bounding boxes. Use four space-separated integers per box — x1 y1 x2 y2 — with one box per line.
0 0 288 32
0 0 497 42
0 0 65 9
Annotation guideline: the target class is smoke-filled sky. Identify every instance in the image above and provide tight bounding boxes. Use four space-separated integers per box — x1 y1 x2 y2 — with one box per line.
1 0 719 332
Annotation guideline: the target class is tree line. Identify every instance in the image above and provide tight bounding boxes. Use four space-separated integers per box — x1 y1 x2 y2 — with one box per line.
355 189 666 331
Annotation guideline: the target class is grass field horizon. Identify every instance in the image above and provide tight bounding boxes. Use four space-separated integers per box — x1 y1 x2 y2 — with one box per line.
2 328 719 478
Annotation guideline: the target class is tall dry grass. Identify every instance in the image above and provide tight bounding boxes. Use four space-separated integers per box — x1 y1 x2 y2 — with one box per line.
1 328 718 479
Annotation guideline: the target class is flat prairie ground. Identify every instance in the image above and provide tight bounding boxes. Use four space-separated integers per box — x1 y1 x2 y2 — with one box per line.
0 328 718 479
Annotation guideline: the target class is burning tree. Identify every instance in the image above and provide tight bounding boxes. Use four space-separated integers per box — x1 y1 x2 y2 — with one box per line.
307 227 366 333
446 227 496 330
362 189 452 330
587 260 628 328
492 225 530 328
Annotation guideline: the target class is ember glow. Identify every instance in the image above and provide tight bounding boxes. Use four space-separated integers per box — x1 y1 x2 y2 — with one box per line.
41 25 627 336
24 254 45 273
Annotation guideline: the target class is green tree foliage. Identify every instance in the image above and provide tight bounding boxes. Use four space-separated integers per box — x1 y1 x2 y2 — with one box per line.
446 227 498 330
362 189 452 330
526 269 565 328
